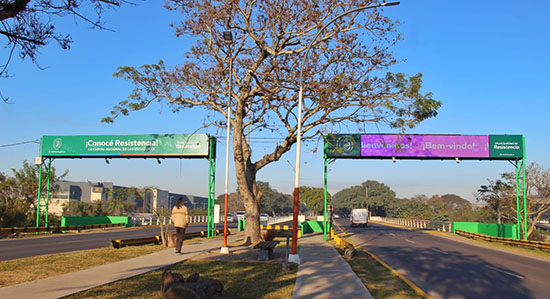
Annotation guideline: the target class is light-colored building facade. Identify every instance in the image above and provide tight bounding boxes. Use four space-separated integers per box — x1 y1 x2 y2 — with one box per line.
48 180 204 216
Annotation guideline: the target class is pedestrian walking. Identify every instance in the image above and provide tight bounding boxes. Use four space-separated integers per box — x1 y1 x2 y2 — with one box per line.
171 197 189 254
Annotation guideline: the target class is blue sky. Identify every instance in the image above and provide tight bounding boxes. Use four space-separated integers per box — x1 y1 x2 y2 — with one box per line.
1 1 549 202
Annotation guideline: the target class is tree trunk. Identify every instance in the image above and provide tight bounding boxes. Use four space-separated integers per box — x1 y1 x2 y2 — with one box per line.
232 100 262 244
234 165 263 244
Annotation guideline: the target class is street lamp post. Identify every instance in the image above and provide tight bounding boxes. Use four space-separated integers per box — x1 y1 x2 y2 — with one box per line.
288 1 400 264
221 30 234 254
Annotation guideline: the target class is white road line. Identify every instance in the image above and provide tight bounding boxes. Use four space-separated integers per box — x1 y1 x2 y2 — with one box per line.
389 233 396 236
485 265 524 279
405 239 415 243
431 248 448 255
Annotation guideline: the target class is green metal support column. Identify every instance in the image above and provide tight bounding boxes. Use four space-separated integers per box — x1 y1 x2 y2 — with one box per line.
207 136 216 238
323 154 328 241
514 138 528 241
515 160 521 239
35 158 52 229
44 158 52 228
35 158 44 228
521 136 528 240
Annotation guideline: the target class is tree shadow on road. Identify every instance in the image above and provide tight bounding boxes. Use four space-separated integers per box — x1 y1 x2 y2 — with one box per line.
358 242 533 299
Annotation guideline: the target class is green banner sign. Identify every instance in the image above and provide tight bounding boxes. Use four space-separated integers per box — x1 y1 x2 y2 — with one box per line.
325 134 523 160
489 135 523 159
325 134 362 158
41 134 213 158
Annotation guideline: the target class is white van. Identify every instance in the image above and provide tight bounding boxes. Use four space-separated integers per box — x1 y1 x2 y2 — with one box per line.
350 208 368 227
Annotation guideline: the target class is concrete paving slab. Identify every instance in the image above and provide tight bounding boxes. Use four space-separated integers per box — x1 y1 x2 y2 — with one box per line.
292 233 373 299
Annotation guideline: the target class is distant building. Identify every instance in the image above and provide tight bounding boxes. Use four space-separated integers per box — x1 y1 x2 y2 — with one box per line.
49 181 113 215
48 180 207 216
169 193 208 209
143 188 170 213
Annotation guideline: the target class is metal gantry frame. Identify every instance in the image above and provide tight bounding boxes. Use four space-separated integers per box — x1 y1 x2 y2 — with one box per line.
513 136 528 240
36 157 53 229
35 135 218 238
322 135 529 241
207 135 217 238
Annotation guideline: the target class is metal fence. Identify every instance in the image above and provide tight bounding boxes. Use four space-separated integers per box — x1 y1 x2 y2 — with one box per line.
130 214 294 227
131 215 209 227
455 229 550 251
371 216 452 232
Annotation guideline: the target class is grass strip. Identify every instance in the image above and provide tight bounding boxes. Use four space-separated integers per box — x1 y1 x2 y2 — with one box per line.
0 244 165 287
65 260 297 299
331 240 422 299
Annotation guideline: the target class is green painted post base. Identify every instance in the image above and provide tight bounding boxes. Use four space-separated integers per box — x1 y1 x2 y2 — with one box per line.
238 219 246 231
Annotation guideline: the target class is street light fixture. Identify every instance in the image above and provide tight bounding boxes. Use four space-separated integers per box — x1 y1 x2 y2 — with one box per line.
221 30 234 254
288 1 400 264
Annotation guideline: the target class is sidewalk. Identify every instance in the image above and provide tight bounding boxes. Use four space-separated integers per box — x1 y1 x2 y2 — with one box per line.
0 234 241 299
0 232 371 299
292 233 373 299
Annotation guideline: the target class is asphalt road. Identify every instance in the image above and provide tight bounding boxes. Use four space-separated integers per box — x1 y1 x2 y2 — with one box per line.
0 222 237 261
337 220 550 299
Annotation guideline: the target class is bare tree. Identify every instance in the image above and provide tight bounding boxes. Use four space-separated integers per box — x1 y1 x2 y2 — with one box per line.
104 0 441 243
523 163 550 237
0 0 125 102
478 162 550 239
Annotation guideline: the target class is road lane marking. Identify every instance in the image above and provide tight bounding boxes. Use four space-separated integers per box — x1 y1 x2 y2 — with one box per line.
431 248 448 255
389 233 396 236
405 239 415 243
485 265 524 279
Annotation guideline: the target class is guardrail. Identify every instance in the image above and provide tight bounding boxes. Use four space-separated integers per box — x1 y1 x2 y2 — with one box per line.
131 215 210 226
260 224 296 231
0 222 126 234
111 228 231 248
371 216 452 232
131 215 296 227
111 236 161 248
455 229 550 252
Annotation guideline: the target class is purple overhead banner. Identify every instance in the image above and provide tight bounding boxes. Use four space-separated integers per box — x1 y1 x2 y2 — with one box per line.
360 134 490 158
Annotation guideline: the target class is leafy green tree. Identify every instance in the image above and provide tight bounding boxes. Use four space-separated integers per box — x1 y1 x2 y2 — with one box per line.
0 160 67 227
107 187 141 213
331 184 363 216
364 180 398 216
257 182 292 216
332 180 397 217
477 179 514 224
299 186 330 216
104 0 441 243
437 194 474 221
393 198 433 219
63 186 143 216
426 195 451 221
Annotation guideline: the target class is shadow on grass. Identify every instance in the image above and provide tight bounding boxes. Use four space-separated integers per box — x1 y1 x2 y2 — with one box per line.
65 260 297 299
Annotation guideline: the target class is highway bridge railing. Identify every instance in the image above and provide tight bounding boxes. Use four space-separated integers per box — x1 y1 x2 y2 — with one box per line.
455 229 550 252
0 222 126 234
371 216 453 232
